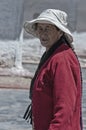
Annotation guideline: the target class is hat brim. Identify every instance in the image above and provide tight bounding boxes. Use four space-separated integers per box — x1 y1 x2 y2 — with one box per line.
24 17 73 44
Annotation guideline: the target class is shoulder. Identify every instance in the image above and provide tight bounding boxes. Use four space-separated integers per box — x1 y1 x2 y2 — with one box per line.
50 44 79 68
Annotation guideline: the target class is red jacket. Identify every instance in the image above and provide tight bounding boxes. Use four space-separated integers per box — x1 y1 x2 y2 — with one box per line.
32 44 82 130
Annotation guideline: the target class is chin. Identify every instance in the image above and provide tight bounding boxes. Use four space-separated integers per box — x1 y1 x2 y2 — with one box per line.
42 42 48 46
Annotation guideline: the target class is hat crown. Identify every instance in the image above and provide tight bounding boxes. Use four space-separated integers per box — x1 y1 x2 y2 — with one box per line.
38 9 68 26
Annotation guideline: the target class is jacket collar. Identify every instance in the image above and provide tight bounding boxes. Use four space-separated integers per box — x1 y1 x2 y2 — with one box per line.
29 36 65 99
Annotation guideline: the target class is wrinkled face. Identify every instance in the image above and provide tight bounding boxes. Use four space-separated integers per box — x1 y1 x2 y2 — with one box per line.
36 23 63 51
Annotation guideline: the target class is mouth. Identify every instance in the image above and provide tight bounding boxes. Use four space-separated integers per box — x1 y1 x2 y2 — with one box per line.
41 40 48 45
41 38 48 43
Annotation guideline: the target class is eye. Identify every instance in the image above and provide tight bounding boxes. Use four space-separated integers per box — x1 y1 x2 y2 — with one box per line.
37 26 43 32
37 26 42 30
45 28 50 32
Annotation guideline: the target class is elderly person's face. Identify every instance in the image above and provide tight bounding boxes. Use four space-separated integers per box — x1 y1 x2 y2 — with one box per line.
36 23 63 51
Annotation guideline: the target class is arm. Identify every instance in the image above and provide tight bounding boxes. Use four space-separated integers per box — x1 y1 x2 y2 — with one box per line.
49 59 77 130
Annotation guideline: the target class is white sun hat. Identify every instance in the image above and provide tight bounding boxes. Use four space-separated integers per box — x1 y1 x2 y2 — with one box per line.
24 9 73 46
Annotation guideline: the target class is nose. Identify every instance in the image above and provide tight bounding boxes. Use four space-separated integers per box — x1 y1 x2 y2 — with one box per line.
40 31 48 39
40 29 48 37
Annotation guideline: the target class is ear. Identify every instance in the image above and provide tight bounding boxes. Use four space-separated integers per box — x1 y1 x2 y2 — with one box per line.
59 30 63 37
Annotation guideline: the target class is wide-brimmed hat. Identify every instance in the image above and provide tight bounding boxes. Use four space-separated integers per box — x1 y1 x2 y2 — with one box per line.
24 9 73 46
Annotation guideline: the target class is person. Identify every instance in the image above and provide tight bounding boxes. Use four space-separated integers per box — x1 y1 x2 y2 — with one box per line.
23 9 83 130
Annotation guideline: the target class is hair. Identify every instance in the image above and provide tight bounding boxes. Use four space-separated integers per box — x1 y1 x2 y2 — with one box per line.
62 34 74 50
56 26 60 31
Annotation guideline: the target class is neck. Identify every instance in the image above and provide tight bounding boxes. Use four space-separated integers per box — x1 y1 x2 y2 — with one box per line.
46 36 63 52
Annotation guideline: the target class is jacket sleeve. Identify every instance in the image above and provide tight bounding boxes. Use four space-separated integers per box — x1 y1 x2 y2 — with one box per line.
49 58 77 130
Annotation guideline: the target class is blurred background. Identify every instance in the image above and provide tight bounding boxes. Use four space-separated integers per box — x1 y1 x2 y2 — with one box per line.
0 0 86 130
0 0 86 69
